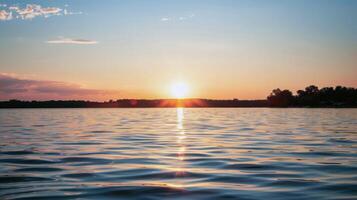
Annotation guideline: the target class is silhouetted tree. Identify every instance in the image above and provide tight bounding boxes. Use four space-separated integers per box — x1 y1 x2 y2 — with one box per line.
294 85 357 107
305 85 319 95
267 88 294 107
295 85 320 106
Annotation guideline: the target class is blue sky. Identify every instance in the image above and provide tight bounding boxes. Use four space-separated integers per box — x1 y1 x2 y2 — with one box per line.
0 0 356 100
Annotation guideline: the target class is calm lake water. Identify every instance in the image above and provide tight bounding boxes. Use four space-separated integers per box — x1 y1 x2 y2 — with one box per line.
0 108 357 200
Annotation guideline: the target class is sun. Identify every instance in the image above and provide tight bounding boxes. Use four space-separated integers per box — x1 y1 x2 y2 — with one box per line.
171 82 189 99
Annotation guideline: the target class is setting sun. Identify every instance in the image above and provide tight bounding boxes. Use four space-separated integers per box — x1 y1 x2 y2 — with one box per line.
0 1 356 200
171 82 189 99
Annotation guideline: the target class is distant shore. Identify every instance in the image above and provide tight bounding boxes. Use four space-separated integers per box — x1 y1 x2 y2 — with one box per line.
0 99 356 108
1 85 356 108
0 99 268 108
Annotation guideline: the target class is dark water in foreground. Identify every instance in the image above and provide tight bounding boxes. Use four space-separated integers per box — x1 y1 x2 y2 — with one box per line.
0 108 356 200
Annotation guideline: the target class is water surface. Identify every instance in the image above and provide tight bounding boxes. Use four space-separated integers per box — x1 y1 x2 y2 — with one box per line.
0 108 357 199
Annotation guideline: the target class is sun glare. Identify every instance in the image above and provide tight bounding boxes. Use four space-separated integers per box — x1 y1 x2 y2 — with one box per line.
171 82 189 99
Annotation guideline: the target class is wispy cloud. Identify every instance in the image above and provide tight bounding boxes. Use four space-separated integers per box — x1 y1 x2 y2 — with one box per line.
46 37 98 45
0 73 119 101
160 14 195 22
0 10 12 20
179 14 195 21
0 4 81 21
161 17 170 21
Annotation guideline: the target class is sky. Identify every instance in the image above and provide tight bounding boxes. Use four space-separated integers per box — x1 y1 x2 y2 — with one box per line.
0 0 356 100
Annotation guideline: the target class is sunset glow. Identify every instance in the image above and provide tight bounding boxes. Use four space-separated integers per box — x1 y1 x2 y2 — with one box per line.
171 82 189 99
0 0 356 101
1 1 357 200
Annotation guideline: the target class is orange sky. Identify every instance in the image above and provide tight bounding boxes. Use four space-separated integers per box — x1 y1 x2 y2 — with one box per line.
1 1 356 100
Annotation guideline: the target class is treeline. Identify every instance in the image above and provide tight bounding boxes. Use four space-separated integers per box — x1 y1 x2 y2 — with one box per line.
1 85 356 108
267 85 357 107
0 99 268 108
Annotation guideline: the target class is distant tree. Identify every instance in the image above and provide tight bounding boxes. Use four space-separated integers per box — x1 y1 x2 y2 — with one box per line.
295 85 320 106
297 89 305 97
294 85 357 107
305 85 319 95
316 87 332 105
267 88 294 107
333 86 357 105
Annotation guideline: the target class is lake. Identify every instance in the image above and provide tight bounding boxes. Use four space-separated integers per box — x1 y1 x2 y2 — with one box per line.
0 108 356 199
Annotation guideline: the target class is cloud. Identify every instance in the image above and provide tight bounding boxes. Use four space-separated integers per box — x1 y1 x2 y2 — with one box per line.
0 73 120 101
0 10 12 20
0 4 80 21
160 14 195 22
46 37 98 45
179 14 195 21
161 17 170 21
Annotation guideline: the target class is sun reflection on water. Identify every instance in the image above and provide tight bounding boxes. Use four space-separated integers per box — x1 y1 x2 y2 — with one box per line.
177 107 184 130
176 108 186 176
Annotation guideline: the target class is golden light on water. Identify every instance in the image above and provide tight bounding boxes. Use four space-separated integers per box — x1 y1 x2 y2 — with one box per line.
176 107 186 176
177 107 184 129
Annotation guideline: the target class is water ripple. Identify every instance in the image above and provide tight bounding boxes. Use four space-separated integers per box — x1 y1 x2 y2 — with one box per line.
0 108 357 199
